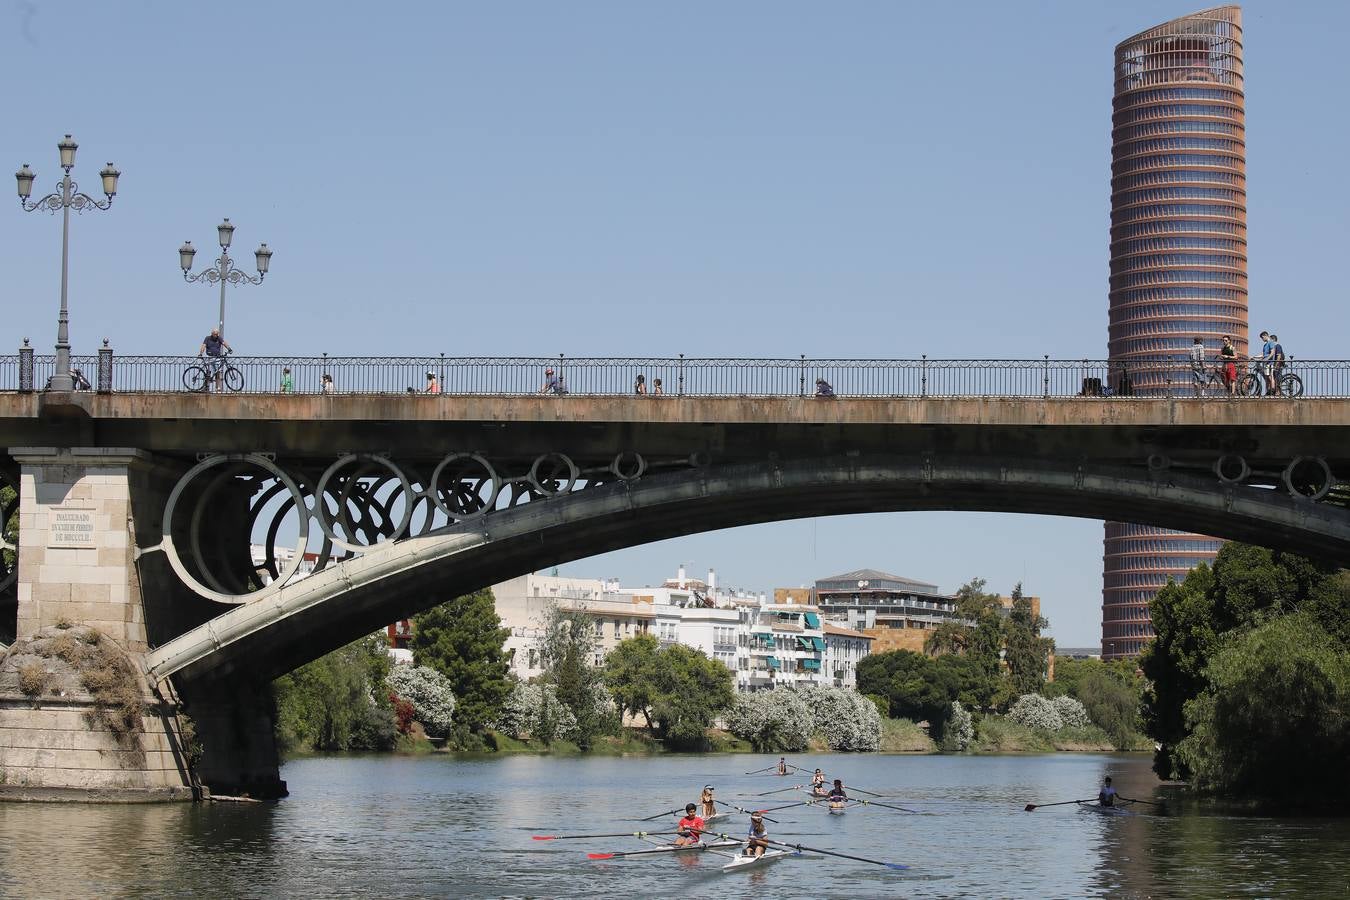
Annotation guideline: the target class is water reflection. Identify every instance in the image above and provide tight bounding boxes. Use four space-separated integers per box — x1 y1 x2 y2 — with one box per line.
0 753 1345 898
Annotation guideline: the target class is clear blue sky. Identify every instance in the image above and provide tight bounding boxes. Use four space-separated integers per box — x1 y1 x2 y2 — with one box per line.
4 2 1347 644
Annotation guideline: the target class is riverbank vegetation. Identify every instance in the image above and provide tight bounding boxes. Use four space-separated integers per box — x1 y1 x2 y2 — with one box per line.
1140 543 1350 809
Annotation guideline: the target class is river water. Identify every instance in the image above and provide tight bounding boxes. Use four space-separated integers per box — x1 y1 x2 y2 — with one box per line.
1 752 1346 898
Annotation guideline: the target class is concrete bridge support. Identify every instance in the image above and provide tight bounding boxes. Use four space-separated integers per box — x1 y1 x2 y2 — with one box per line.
0 447 282 800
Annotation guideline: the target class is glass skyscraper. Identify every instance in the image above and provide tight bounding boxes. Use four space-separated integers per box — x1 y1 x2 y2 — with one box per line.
1102 7 1247 659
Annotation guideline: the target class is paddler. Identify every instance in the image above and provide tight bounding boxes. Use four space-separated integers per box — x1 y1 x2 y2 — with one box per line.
743 811 769 858
810 769 827 796
827 778 848 810
700 784 718 819
674 803 705 847
776 757 788 776
1098 776 1117 808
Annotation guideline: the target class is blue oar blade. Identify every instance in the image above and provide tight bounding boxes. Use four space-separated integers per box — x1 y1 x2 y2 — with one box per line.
886 862 910 870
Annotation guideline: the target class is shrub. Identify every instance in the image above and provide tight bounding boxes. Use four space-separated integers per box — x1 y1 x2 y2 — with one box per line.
1007 693 1064 731
493 681 577 743
386 665 456 737
797 686 881 751
1051 695 1091 728
17 663 47 697
943 701 974 751
725 690 813 753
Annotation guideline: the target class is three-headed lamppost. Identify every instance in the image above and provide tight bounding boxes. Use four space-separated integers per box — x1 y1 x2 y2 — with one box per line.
15 135 120 391
178 219 272 339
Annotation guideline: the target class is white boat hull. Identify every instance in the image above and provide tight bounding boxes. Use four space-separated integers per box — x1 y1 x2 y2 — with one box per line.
721 849 796 872
625 839 742 857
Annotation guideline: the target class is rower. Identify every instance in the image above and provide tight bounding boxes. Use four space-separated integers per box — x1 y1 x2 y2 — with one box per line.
810 769 826 796
700 784 717 819
1098 777 1117 808
776 757 788 776
674 803 704 847
828 779 848 810
744 811 769 858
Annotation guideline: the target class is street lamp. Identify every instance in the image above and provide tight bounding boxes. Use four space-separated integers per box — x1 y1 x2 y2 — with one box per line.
179 218 271 339
15 134 120 391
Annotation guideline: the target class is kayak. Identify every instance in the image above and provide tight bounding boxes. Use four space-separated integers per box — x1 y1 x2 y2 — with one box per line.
721 849 798 872
622 839 742 857
1077 801 1135 817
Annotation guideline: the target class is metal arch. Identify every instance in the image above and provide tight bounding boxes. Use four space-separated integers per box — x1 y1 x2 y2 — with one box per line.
155 453 310 605
313 454 415 554
528 453 579 496
610 451 647 481
430 453 500 519
1283 456 1334 502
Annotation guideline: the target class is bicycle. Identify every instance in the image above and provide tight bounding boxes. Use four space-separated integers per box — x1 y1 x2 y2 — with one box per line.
1192 364 1236 398
1239 362 1303 398
184 353 244 392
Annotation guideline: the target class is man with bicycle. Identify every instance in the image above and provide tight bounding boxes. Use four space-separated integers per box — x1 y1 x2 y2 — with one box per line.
197 328 233 391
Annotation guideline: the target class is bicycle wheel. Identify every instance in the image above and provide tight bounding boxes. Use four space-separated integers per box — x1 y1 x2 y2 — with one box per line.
1280 373 1304 398
183 366 209 392
1238 372 1262 397
224 366 245 392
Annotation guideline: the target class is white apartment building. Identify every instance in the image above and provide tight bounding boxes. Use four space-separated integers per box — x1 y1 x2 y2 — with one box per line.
822 622 873 690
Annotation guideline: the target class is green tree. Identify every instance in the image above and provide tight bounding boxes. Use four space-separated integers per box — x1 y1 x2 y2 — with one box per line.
540 605 610 748
1003 583 1052 697
603 632 662 728
1141 543 1348 780
411 588 512 741
1176 615 1350 806
648 643 735 750
273 633 396 752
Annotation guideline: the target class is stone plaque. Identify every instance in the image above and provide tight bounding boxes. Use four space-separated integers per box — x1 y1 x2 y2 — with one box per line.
49 507 97 549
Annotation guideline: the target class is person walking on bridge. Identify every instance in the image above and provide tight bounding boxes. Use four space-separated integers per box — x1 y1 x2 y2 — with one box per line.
1219 336 1238 396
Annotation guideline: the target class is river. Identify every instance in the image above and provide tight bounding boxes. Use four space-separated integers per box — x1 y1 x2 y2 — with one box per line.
1 752 1346 898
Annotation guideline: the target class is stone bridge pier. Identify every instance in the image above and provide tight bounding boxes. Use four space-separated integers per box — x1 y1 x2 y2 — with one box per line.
0 447 285 801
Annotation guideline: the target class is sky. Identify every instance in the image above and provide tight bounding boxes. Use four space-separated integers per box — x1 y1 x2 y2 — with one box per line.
3 1 1347 645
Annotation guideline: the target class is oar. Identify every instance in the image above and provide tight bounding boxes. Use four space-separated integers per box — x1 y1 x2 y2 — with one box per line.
754 784 805 797
757 800 810 813
639 807 684 822
1120 796 1164 807
744 765 778 775
1023 798 1096 812
845 785 886 798
854 798 920 814
761 837 909 871
533 830 677 841
586 843 706 860
723 802 779 823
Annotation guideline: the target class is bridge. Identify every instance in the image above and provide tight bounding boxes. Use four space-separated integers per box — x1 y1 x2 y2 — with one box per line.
2 356 1349 800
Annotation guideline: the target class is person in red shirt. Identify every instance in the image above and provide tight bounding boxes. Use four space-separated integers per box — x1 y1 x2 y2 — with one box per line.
674 803 705 847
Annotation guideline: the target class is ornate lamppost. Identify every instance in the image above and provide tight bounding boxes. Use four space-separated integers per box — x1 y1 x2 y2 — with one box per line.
178 219 272 339
15 135 120 391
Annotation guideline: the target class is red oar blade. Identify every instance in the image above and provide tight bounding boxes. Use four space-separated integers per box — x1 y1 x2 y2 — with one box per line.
586 853 616 860
532 835 558 840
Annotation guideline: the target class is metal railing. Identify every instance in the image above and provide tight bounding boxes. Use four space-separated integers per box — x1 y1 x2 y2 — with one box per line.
1 352 1348 398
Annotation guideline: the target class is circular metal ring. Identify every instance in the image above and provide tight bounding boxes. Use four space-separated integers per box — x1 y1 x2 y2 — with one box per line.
611 451 647 481
161 454 309 605
1146 453 1170 473
314 454 415 554
528 453 578 496
1282 456 1333 501
430 453 500 518
1214 454 1249 485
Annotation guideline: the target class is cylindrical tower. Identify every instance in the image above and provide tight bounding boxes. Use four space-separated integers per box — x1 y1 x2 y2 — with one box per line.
1102 7 1247 659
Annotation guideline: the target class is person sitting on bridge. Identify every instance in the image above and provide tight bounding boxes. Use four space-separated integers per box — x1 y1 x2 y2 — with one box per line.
652 377 664 395
814 378 835 398
70 368 92 391
425 372 441 394
280 367 294 393
538 368 566 395
1219 336 1238 396
634 374 647 395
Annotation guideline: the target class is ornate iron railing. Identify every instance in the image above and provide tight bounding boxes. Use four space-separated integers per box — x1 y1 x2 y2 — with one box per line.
0 353 1347 398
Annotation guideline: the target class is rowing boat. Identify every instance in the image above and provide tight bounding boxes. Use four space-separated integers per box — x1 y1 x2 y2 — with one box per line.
1077 801 1135 817
827 804 847 815
721 849 797 872
622 839 743 857
704 811 732 825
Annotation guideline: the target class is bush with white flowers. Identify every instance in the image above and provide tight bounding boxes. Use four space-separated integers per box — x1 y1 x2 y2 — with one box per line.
725 690 814 753
493 680 577 743
1007 693 1064 732
945 701 974 751
797 686 882 752
1051 695 1091 728
386 665 456 737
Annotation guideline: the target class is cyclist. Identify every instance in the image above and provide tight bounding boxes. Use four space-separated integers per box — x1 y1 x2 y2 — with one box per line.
197 328 233 391
1219 335 1238 396
1270 334 1286 396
